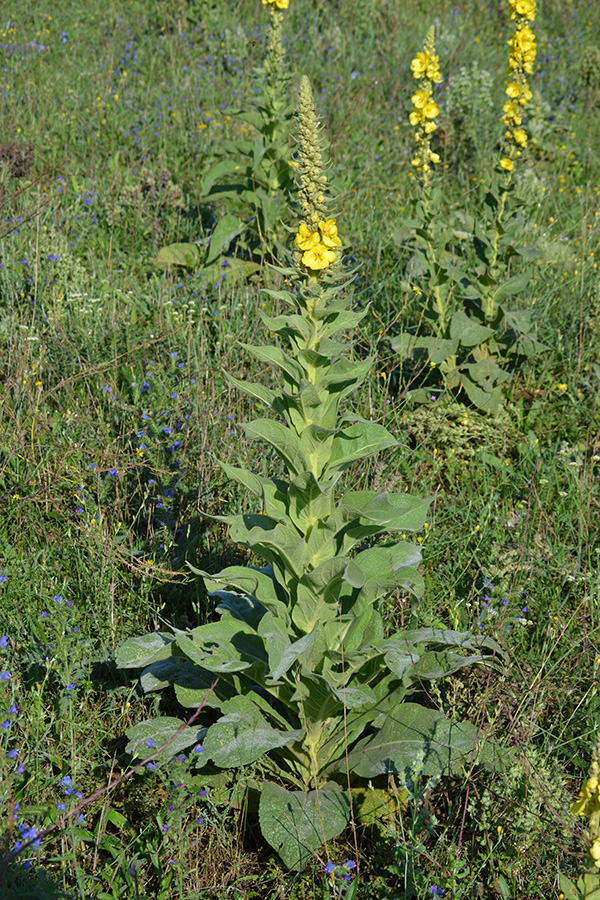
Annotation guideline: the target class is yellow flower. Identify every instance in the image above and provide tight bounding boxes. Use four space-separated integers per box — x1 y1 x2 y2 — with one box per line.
503 100 519 117
500 157 515 171
410 51 431 79
318 218 342 248
506 82 522 98
423 120 437 134
423 99 439 119
513 128 528 146
409 110 422 126
411 89 431 109
295 222 320 251
262 0 289 7
302 243 337 270
429 151 440 164
509 0 536 20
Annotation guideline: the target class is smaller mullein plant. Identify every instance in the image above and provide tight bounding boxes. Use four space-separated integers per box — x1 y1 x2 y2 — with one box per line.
561 734 600 900
200 0 295 259
394 3 546 414
118 76 502 871
157 0 295 275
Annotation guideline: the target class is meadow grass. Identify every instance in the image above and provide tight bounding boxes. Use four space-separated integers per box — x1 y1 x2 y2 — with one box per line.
0 0 599 896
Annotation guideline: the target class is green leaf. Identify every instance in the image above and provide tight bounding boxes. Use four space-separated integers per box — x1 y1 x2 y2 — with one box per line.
203 695 304 767
327 423 397 476
258 614 318 682
450 310 494 347
205 213 244 265
226 371 276 408
116 632 175 669
243 419 312 475
259 780 351 869
125 717 206 761
345 703 502 778
202 159 244 195
155 242 201 269
493 270 531 300
340 491 430 532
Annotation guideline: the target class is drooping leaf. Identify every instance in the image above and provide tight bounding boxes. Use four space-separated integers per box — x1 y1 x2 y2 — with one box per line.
125 717 207 762
345 703 503 778
259 780 351 869
155 242 201 270
205 213 244 265
115 632 175 670
450 309 494 347
203 695 304 768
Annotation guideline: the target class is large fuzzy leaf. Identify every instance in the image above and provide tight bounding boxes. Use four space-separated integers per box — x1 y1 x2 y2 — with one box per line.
115 632 176 670
344 703 503 778
125 716 207 763
202 695 303 768
259 781 351 870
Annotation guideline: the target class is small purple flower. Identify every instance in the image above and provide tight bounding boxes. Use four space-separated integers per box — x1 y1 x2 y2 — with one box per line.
429 887 444 898
193 744 204 753
2 719 11 729
57 802 66 811
0 635 8 649
196 817 204 825
146 762 156 770
162 824 169 832
0 575 7 584
7 748 17 759
325 862 335 874
7 703 17 714
53 594 64 604
146 738 156 749
66 684 75 693
0 671 10 681
108 468 118 478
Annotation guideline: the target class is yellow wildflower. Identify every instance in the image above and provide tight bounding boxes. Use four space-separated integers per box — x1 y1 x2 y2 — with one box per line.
296 222 320 251
411 89 431 109
423 99 439 119
506 82 522 98
262 0 289 8
500 157 515 171
513 128 528 146
302 243 337 270
411 51 431 79
318 218 342 248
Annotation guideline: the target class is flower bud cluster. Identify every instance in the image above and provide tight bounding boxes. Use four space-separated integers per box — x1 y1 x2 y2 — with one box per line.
409 27 442 174
499 0 536 171
293 76 341 273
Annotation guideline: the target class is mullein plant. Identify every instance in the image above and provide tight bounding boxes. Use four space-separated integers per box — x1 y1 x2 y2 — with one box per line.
200 0 295 258
156 0 295 273
560 735 600 900
117 76 502 871
393 4 546 414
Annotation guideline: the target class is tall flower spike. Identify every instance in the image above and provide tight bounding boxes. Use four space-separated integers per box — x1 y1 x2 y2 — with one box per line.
409 26 443 180
499 0 536 171
570 733 600 871
294 76 342 274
